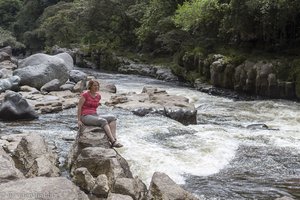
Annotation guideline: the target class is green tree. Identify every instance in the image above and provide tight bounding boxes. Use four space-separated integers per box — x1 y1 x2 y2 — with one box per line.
220 0 300 48
12 0 60 47
173 0 225 38
38 1 82 47
0 0 22 29
135 0 185 53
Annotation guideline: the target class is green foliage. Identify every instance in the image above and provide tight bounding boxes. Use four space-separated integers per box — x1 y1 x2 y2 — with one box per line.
170 63 186 79
0 0 22 29
22 29 46 52
135 0 180 43
38 1 81 47
220 0 300 47
0 27 25 49
173 0 226 37
37 0 136 49
76 0 136 49
81 42 120 71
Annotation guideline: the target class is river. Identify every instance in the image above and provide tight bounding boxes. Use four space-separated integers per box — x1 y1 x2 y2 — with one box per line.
0 70 299 200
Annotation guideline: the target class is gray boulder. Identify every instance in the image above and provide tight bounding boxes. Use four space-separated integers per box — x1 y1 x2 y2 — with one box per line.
55 52 74 71
0 90 38 120
40 79 61 92
18 52 73 70
14 53 73 89
112 177 148 200
148 172 198 200
12 134 59 177
0 75 20 93
69 70 87 83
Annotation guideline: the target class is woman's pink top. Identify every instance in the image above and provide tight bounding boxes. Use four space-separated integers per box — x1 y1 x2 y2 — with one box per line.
81 91 101 115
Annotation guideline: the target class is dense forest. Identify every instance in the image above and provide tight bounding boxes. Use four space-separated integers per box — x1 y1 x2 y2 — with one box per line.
1 0 300 96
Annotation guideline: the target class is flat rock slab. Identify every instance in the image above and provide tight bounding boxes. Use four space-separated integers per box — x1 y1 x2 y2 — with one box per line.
0 177 89 200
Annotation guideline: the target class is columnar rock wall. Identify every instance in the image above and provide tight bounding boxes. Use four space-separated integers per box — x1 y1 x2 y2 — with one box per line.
182 53 299 100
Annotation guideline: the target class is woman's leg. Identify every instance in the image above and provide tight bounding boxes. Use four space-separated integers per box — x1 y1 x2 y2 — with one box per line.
81 114 115 143
102 124 116 143
109 120 117 140
100 115 118 140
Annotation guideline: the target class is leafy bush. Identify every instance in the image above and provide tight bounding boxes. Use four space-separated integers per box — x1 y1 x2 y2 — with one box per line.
173 0 225 38
0 27 25 49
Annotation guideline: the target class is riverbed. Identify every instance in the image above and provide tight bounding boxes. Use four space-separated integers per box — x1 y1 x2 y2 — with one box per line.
1 70 299 200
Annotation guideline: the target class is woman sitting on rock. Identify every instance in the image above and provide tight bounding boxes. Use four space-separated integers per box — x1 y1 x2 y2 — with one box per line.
77 79 123 148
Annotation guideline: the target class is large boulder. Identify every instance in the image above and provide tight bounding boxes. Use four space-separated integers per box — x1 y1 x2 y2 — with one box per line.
68 126 135 197
17 52 73 70
11 134 60 178
0 90 38 121
71 147 132 188
148 172 198 200
0 177 89 200
112 177 148 200
13 53 73 89
68 126 112 167
54 52 74 71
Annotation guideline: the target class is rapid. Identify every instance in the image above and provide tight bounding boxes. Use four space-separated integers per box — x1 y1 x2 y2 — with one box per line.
0 70 299 200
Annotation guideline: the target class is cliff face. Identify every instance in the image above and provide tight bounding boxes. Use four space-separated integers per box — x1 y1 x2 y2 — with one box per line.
180 53 300 101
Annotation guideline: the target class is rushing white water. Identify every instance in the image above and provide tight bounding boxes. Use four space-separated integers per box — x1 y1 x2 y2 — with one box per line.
97 72 300 191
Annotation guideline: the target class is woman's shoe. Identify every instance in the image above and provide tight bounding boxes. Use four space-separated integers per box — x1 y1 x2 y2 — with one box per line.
111 140 123 148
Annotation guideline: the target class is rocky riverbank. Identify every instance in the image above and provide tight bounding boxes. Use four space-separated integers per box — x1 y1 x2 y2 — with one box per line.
0 46 199 199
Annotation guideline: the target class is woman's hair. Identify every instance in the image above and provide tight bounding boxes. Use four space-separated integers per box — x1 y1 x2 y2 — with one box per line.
87 79 100 90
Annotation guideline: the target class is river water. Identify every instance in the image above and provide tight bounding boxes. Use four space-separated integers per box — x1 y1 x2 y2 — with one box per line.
0 70 299 200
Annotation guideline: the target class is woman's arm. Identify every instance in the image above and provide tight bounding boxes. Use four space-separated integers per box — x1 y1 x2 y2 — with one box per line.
77 96 85 126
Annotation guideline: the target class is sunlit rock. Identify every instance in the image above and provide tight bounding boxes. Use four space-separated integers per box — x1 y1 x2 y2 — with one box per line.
68 126 135 197
112 177 147 200
148 172 198 200
14 53 73 89
106 86 197 125
11 134 59 178
92 174 110 196
73 167 96 192
0 177 89 200
71 147 132 187
0 147 24 183
40 79 61 92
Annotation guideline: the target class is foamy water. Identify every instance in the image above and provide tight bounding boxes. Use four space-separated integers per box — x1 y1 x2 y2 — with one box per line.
86 72 300 191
